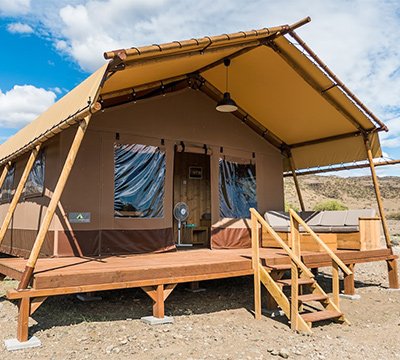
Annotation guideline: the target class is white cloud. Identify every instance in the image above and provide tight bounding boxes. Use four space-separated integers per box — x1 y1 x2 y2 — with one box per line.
0 0 30 15
7 22 33 34
1 0 400 174
0 85 56 128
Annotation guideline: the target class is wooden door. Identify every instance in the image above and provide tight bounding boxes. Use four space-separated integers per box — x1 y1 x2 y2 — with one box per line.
173 152 211 246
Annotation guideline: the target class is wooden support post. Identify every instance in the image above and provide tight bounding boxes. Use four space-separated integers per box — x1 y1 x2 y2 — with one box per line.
141 283 176 318
0 145 41 246
364 137 391 249
17 297 30 342
153 284 165 318
288 151 305 211
332 260 340 308
343 264 355 295
18 116 92 290
387 259 399 289
251 212 261 320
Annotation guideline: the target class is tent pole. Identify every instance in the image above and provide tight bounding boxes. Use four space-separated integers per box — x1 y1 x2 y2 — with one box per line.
18 116 91 290
364 137 391 249
0 163 10 193
0 145 41 246
287 151 305 211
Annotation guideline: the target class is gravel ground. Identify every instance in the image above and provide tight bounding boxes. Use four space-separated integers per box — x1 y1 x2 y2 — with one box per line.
0 247 399 359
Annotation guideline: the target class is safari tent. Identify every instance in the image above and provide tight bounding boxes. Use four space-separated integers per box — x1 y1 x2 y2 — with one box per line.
0 17 398 346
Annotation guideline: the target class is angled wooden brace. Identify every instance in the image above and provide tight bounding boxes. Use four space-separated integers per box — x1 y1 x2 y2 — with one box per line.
18 116 92 290
0 145 41 246
287 150 305 211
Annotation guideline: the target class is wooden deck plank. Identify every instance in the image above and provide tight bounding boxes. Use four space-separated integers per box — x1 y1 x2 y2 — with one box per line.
0 247 396 291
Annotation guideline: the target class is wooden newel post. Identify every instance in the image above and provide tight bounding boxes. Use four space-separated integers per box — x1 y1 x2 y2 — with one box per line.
18 116 92 290
287 151 305 212
364 137 391 249
250 209 261 320
0 145 41 246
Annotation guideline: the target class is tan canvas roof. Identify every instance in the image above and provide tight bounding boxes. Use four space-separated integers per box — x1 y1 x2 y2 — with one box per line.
0 17 386 171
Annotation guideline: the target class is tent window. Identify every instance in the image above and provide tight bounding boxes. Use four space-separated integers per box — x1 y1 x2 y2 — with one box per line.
114 144 166 218
219 158 257 218
0 165 15 204
23 150 45 198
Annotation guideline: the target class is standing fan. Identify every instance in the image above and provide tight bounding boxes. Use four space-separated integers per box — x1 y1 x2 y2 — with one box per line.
174 202 191 247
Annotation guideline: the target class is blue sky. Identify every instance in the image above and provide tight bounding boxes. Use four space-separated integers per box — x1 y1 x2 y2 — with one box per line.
0 0 400 176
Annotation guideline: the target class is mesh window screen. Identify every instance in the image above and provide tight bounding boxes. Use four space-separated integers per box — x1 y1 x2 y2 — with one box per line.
219 158 256 218
114 144 166 218
0 165 15 204
23 150 45 198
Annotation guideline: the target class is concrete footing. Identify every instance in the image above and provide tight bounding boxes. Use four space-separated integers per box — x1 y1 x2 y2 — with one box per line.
263 309 285 318
76 293 102 302
185 287 206 293
4 336 41 351
141 316 174 325
339 293 361 300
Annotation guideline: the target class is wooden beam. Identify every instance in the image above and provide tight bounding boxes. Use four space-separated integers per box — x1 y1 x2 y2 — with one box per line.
0 145 41 246
332 260 340 308
287 151 305 211
30 296 47 315
17 297 30 342
364 137 391 249
18 116 92 290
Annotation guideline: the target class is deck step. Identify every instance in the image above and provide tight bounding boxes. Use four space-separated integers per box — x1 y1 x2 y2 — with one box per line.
297 293 328 302
277 278 315 286
266 264 291 270
301 310 342 323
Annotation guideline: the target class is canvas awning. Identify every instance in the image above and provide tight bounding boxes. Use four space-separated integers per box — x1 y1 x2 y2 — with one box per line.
0 17 386 172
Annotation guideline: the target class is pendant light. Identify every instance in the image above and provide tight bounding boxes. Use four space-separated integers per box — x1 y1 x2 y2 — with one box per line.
216 58 238 112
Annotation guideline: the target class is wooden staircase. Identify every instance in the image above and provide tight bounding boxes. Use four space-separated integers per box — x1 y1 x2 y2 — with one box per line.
250 208 352 333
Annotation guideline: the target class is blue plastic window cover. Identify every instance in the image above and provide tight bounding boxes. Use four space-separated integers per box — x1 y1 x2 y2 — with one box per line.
219 158 257 218
0 165 15 204
114 144 166 218
23 150 45 198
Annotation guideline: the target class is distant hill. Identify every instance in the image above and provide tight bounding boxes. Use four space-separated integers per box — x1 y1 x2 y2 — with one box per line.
284 175 400 216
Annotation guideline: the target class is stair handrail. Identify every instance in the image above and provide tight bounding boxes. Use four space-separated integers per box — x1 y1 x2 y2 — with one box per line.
288 209 352 276
250 208 314 278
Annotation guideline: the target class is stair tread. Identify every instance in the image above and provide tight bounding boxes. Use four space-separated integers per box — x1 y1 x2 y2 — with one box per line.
266 264 291 270
297 293 328 302
301 310 342 323
277 278 315 286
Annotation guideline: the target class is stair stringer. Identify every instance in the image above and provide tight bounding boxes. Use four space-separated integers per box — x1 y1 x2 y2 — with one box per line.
309 280 351 325
260 266 312 334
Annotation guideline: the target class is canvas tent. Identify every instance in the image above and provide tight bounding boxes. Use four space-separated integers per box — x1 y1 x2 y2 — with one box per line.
0 17 391 289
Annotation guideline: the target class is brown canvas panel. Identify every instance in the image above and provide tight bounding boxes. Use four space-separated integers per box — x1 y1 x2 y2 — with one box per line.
56 228 175 256
211 227 251 249
0 229 54 258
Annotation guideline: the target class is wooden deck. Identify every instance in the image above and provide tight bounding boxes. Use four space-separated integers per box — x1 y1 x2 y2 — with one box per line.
0 247 395 291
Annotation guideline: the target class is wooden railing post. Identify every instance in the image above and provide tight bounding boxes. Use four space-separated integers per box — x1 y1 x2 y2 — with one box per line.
251 210 261 320
290 212 301 330
0 145 41 246
18 116 91 290
332 260 340 308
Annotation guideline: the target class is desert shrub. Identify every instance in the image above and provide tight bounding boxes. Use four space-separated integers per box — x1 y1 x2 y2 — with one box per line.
313 200 348 211
387 212 400 220
285 202 299 212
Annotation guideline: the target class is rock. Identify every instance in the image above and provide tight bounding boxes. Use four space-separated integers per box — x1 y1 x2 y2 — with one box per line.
279 349 290 358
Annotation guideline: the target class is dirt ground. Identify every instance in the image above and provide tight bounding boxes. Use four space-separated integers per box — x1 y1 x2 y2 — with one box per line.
0 246 399 358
